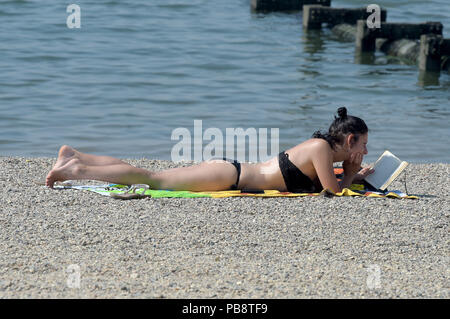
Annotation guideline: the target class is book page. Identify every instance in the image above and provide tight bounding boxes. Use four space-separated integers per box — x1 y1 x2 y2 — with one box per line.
364 151 402 190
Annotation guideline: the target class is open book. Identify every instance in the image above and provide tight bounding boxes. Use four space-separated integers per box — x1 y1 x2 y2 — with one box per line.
364 150 408 191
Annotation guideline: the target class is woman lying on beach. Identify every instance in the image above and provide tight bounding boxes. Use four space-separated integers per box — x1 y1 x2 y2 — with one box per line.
46 107 374 193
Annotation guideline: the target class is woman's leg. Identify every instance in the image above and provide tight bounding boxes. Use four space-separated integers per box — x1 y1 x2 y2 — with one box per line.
152 160 239 191
52 145 129 170
46 158 157 188
46 158 239 191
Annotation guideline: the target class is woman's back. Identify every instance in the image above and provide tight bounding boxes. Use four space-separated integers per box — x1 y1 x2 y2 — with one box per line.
239 138 326 191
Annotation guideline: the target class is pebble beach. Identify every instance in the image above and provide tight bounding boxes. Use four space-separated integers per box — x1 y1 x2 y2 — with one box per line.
0 157 448 298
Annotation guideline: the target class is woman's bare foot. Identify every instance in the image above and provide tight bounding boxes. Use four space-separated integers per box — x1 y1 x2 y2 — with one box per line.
52 145 77 170
46 158 83 188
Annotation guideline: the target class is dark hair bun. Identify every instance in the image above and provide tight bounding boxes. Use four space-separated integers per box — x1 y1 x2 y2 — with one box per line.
337 107 347 119
314 106 368 150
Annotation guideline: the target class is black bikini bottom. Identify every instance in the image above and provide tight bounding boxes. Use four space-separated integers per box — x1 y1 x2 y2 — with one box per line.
214 153 315 192
278 152 317 193
220 157 241 190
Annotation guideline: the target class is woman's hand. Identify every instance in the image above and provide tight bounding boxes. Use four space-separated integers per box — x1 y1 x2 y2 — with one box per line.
343 152 364 177
353 166 375 183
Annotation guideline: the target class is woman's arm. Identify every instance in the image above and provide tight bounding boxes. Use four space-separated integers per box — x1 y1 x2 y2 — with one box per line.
311 143 341 193
353 166 375 183
312 144 365 193
338 174 355 190
341 152 365 186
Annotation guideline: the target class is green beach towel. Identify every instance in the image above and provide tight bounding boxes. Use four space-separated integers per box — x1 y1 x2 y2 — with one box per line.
53 183 418 199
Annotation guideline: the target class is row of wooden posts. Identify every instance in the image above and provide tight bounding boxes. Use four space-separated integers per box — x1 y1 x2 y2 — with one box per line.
251 0 450 74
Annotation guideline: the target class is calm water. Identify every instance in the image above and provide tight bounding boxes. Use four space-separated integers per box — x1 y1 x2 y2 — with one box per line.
0 0 449 163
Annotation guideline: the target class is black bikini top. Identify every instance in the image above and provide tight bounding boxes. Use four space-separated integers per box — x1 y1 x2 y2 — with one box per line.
278 151 318 193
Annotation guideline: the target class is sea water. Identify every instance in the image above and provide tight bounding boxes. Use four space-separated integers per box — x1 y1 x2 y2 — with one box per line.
0 0 449 163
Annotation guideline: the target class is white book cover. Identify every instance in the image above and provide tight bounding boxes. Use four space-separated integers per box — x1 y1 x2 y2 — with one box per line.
364 150 408 190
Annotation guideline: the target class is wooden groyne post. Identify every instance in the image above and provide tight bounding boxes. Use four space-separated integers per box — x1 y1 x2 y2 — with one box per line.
303 5 387 30
331 24 450 73
419 34 450 72
253 2 450 73
251 0 330 12
355 20 443 54
355 20 446 72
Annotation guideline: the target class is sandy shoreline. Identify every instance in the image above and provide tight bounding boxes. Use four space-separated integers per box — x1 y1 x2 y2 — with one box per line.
0 157 448 298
